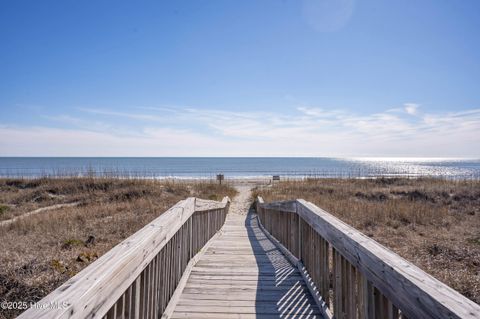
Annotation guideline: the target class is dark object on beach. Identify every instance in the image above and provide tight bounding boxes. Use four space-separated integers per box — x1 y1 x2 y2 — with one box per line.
86 235 96 246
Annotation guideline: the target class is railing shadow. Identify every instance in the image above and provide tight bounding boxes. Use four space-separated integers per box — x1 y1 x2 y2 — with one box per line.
245 206 320 318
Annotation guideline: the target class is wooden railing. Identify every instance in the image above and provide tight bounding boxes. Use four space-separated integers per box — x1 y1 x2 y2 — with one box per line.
18 196 230 319
256 197 480 319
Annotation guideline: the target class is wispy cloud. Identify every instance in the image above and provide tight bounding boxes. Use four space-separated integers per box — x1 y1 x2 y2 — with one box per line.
1 104 479 156
78 108 166 122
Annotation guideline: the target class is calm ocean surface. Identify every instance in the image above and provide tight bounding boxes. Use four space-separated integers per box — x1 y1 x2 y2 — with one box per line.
0 157 479 179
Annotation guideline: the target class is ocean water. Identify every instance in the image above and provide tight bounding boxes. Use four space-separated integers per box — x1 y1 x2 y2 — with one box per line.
0 157 479 179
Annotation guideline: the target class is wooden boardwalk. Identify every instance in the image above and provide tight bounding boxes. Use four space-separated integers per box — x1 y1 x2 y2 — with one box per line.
18 196 480 319
171 211 322 319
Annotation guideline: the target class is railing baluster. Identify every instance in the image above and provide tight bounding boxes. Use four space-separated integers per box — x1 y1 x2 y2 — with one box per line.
322 238 330 306
348 263 357 319
366 277 375 318
144 264 150 319
124 284 131 318
150 255 156 319
374 286 382 318
120 293 126 319
134 275 141 319
335 249 343 317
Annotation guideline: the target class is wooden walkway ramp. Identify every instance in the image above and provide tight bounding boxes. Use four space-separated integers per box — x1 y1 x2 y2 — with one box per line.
171 211 322 319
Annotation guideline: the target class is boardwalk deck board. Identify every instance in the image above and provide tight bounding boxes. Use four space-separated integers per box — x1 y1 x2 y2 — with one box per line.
171 212 323 318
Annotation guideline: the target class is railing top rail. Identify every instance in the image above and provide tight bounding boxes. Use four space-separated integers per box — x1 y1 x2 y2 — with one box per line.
256 196 480 319
195 196 230 211
19 196 230 319
257 198 296 212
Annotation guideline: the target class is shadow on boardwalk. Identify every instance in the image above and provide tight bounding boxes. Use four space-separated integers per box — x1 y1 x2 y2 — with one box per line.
245 207 322 318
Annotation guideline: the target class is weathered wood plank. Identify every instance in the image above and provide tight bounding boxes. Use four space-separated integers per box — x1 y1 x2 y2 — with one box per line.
173 304 320 314
178 293 301 301
186 279 305 286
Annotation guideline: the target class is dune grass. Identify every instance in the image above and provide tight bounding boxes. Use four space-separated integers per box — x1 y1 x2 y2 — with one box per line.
0 177 237 319
256 177 480 304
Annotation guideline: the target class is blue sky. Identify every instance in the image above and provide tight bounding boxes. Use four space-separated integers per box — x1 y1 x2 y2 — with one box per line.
1 0 479 156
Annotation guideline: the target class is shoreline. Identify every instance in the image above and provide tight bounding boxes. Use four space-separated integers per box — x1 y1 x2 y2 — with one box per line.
1 174 480 181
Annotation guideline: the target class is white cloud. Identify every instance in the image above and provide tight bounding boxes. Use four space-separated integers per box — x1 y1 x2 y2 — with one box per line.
1 104 479 157
404 103 419 115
